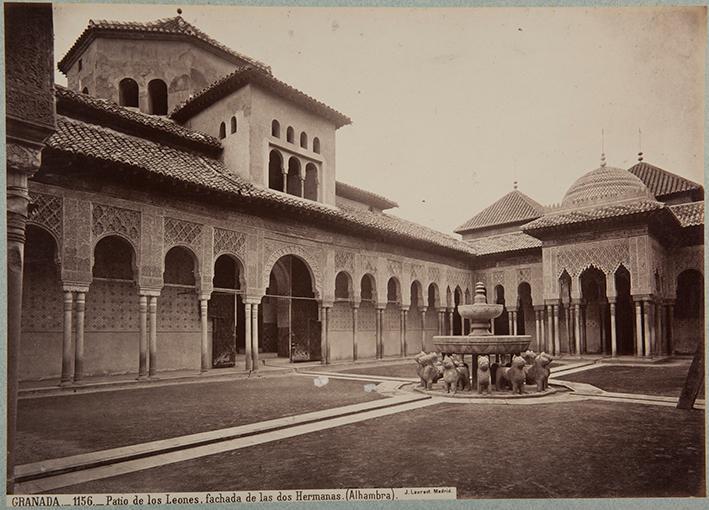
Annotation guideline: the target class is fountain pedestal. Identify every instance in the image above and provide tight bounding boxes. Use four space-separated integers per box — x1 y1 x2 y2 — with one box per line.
433 282 531 390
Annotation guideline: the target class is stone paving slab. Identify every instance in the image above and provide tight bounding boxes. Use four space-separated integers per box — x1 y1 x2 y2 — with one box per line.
17 398 440 494
16 392 429 481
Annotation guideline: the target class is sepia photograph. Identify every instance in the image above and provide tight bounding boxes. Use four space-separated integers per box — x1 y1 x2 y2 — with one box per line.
3 0 706 506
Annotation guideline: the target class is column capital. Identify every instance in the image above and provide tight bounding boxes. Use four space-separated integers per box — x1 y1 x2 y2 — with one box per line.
400 306 410 313
198 293 212 301
507 306 518 313
351 301 360 310
243 295 264 305
320 302 334 309
533 305 545 312
62 283 90 293
419 306 428 313
138 287 162 297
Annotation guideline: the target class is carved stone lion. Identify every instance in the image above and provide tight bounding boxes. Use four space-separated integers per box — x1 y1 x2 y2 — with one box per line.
477 355 491 394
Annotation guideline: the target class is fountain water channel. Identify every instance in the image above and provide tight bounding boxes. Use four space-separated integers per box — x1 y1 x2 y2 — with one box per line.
433 282 532 391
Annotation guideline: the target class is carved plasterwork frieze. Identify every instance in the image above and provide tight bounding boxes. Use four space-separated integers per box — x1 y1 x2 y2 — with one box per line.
554 240 630 278
517 267 531 285
262 240 323 295
164 217 203 252
387 259 402 277
410 263 424 282
214 227 246 260
335 250 355 273
92 203 141 248
28 191 62 242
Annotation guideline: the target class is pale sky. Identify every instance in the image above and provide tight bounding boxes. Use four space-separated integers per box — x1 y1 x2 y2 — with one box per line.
53 3 707 234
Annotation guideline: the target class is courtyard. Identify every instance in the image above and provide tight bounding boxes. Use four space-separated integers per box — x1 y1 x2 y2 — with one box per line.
14 358 705 499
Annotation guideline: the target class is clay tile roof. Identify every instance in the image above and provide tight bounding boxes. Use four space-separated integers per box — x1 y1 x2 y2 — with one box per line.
58 16 270 74
455 190 544 234
670 201 704 227
169 66 352 128
464 231 541 256
335 181 398 210
522 199 665 233
55 85 221 155
45 116 474 258
628 161 703 199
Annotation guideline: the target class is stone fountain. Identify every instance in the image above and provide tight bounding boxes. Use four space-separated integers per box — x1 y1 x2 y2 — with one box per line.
433 282 532 391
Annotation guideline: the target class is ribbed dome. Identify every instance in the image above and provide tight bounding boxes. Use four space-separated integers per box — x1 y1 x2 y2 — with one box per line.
561 165 655 209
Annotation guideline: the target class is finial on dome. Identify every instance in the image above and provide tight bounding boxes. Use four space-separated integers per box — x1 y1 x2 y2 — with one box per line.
600 153 607 167
600 128 606 167
637 128 643 161
177 8 183 15
638 152 644 162
513 180 518 190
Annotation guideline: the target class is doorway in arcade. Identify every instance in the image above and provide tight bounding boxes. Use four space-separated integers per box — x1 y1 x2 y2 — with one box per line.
261 255 321 362
209 255 246 368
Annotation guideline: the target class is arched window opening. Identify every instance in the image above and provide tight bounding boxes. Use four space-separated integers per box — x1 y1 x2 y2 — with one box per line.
614 266 634 355
335 272 351 300
269 150 284 191
230 116 237 134
164 247 196 286
93 236 135 280
304 163 318 201
387 278 400 303
213 255 241 290
580 266 609 355
148 79 168 115
313 137 320 154
118 78 139 108
286 126 295 143
81 87 89 95
453 287 462 335
300 132 308 149
287 157 302 197
517 282 533 336
411 281 422 308
427 283 438 308
361 275 375 302
219 122 226 140
494 285 509 335
271 119 280 137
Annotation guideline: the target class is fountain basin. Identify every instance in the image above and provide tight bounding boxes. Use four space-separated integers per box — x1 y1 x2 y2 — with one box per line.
457 303 503 322
433 335 532 355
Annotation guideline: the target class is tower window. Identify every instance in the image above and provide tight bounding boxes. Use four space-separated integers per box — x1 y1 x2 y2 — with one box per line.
286 126 294 143
118 78 139 108
313 137 320 154
231 116 237 134
81 87 89 95
300 132 308 149
271 119 280 137
219 122 226 139
148 79 168 115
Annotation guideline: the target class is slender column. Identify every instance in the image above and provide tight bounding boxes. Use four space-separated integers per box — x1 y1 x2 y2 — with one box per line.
565 306 572 354
320 305 331 364
666 303 675 355
534 310 541 352
300 177 305 198
580 304 587 355
138 294 148 378
539 307 546 352
609 300 617 357
244 303 252 371
352 304 359 361
437 311 443 335
281 167 287 192
553 304 560 356
60 291 74 385
400 307 408 357
448 309 454 335
655 302 662 356
508 312 514 336
420 307 427 351
634 299 643 357
73 292 86 382
573 303 581 356
200 297 210 372
511 310 518 335
148 296 158 377
251 303 260 370
547 305 554 354
375 307 384 359
644 299 653 357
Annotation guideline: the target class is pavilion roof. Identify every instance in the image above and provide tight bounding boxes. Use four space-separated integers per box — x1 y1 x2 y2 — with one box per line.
670 201 704 227
628 161 703 200
169 66 352 128
455 190 544 234
463 231 541 256
335 181 398 210
58 15 270 74
55 85 221 156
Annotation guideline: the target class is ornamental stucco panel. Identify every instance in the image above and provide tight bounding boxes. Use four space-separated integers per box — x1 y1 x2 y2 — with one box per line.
61 197 92 285
92 203 141 251
138 209 164 290
262 238 324 298
28 191 63 246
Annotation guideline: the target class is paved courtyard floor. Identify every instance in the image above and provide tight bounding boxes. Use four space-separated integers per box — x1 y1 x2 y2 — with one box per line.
14 358 706 499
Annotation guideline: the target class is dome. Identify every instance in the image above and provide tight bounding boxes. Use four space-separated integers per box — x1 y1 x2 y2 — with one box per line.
561 165 655 209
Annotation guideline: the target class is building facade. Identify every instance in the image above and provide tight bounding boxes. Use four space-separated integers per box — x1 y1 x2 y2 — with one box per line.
19 14 704 383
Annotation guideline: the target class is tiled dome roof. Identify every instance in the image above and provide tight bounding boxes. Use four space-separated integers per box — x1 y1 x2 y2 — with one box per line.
561 165 655 209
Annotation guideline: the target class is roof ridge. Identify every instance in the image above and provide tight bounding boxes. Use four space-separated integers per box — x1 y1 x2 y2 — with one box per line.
628 160 703 198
